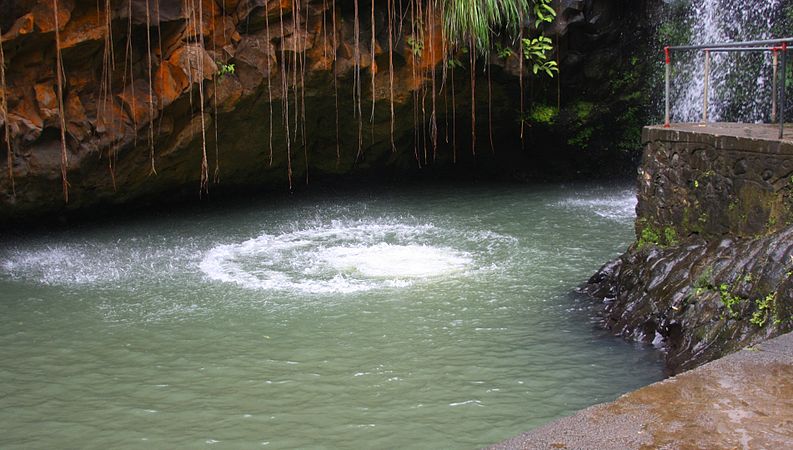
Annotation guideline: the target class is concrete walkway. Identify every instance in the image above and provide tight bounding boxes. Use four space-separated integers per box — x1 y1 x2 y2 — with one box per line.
489 332 793 449
652 122 793 142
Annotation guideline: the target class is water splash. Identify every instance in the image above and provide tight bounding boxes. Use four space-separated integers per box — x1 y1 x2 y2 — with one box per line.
553 189 637 222
199 221 510 294
672 0 782 123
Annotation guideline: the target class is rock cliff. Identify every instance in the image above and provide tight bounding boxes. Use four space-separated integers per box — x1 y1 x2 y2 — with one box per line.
0 0 658 223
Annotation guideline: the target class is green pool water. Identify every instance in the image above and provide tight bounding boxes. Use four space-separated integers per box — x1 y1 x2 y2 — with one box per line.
0 182 664 449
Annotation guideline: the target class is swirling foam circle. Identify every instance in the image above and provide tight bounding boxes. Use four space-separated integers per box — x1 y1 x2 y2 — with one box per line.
199 222 478 294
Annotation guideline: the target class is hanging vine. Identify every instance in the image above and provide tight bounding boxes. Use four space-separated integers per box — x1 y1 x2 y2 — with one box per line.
278 1 293 190
210 0 221 182
145 0 157 175
5 0 559 203
196 0 209 194
469 35 476 156
428 0 438 161
1 23 13 196
99 0 117 189
299 0 309 184
487 60 494 154
53 0 69 202
266 3 274 166
332 0 340 167
387 0 396 153
123 0 138 146
353 0 363 161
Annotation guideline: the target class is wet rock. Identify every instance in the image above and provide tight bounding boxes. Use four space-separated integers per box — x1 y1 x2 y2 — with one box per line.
585 231 793 373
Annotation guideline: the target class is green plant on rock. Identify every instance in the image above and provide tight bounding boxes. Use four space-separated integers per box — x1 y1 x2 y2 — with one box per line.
638 225 661 249
574 101 594 121
527 104 558 125
750 292 775 327
217 62 235 78
693 266 714 296
567 127 593 149
406 36 424 57
719 283 744 319
663 227 679 246
636 222 680 249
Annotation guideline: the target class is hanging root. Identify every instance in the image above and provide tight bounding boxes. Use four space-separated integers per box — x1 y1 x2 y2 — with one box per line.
519 26 524 146
332 0 340 167
54 0 69 202
353 0 363 161
266 2 273 166
279 1 293 190
146 0 157 175
195 0 209 194
469 36 476 157
388 0 395 153
487 62 494 155
370 0 376 132
428 0 437 160
1 23 14 196
211 0 220 183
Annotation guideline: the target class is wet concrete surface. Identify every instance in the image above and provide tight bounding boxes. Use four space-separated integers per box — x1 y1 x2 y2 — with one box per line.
489 332 793 449
649 122 793 142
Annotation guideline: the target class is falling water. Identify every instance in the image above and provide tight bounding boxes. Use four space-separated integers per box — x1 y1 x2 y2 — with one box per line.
671 0 784 123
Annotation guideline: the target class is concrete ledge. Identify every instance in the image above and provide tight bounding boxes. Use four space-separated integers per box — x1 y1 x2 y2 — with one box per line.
489 332 793 449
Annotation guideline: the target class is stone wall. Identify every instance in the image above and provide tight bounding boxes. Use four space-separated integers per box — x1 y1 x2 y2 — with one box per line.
583 123 793 373
637 124 793 243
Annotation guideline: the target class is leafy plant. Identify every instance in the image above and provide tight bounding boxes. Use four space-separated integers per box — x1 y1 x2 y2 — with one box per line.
527 104 558 125
532 0 556 28
719 283 743 319
663 227 679 246
406 36 424 57
495 43 514 59
441 0 532 54
750 293 775 327
693 266 714 296
217 62 236 78
447 58 463 69
638 225 661 249
522 36 558 77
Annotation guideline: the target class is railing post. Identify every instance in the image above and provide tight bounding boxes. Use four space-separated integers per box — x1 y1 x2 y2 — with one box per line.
665 46 671 128
703 49 710 123
781 43 787 140
772 48 778 123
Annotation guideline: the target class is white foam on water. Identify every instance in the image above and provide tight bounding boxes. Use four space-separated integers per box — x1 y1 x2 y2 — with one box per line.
0 240 201 287
554 190 637 222
319 244 470 278
0 219 509 297
199 222 478 294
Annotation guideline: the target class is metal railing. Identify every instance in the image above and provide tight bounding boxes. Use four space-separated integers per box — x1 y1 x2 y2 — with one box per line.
664 37 793 139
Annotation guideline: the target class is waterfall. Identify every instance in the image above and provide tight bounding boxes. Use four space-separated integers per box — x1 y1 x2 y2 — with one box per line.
670 0 784 123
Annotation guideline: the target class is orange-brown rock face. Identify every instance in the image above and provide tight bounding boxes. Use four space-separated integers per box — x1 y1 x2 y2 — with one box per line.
0 0 653 222
0 0 459 221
